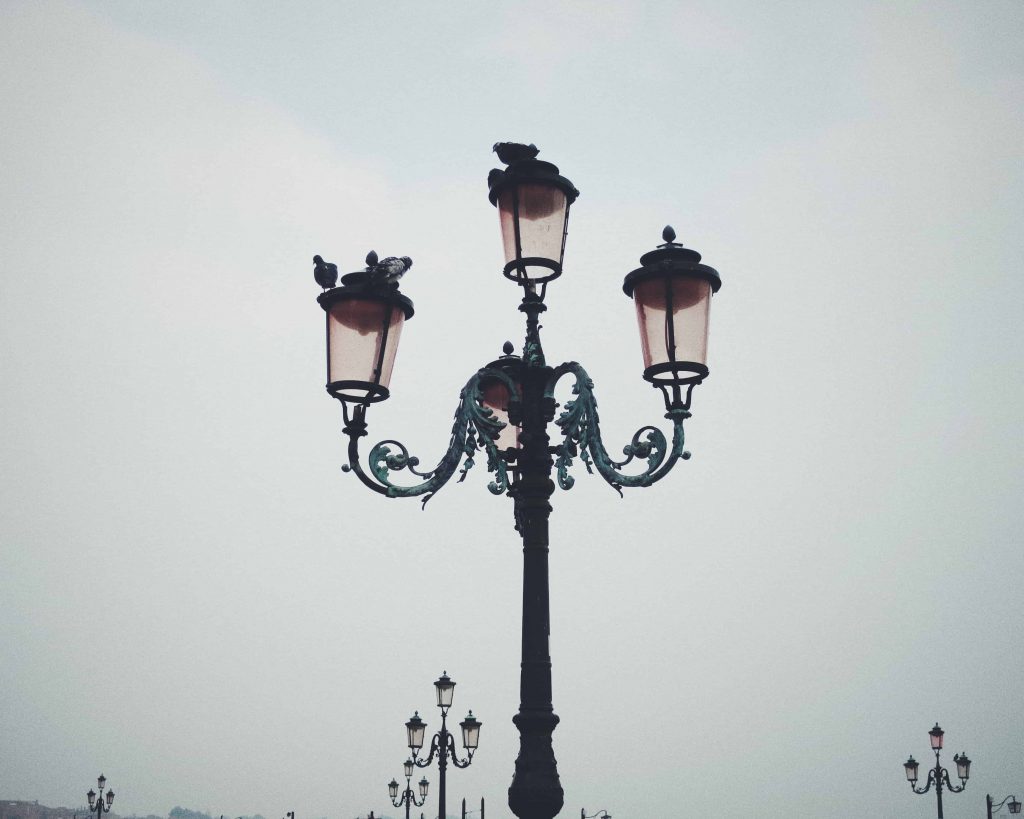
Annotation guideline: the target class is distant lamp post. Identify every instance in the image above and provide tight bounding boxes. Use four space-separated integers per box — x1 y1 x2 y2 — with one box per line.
406 672 481 819
461 797 485 819
389 758 429 819
581 810 611 819
988 794 1022 818
903 723 971 818
86 775 114 819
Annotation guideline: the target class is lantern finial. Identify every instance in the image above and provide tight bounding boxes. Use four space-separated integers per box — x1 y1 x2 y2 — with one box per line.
662 225 676 244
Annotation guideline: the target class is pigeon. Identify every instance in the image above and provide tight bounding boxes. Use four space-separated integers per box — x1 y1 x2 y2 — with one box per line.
493 142 539 164
313 254 338 289
370 255 413 284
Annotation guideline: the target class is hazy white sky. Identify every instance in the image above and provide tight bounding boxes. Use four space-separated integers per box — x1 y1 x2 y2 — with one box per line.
1 2 1022 818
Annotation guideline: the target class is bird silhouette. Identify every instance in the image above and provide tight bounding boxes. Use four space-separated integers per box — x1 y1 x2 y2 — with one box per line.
313 254 338 289
493 142 539 164
370 255 413 284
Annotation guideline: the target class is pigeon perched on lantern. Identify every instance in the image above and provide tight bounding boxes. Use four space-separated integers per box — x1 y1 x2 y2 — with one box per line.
313 255 339 289
369 254 413 285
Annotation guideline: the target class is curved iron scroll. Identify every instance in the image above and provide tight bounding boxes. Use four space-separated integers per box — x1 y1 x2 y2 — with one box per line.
547 362 691 496
342 368 519 506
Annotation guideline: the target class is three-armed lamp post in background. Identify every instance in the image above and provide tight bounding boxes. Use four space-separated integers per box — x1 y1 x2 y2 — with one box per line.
405 672 480 819
988 794 1022 818
312 143 723 819
86 775 114 819
903 723 972 818
388 758 429 819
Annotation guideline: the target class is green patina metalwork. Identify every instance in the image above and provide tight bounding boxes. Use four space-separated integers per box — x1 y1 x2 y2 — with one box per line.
546 361 691 496
344 368 520 506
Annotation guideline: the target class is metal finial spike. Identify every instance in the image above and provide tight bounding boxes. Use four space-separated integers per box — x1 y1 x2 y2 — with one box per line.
662 225 677 243
366 250 379 267
502 341 514 355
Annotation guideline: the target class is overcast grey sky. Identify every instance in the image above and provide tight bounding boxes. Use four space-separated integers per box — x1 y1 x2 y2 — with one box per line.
1 2 1022 818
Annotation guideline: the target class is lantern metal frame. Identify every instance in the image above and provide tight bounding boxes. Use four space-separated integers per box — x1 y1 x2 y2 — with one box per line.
313 143 723 819
404 672 480 819
903 724 971 819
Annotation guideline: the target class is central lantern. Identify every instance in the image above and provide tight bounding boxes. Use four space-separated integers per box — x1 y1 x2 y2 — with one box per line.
488 142 579 288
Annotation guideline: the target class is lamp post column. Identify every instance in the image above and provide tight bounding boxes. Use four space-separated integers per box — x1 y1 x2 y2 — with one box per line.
438 712 449 819
934 753 944 819
508 299 563 819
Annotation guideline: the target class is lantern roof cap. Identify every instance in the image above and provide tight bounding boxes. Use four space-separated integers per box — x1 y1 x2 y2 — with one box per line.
623 226 722 296
487 142 579 206
317 252 415 319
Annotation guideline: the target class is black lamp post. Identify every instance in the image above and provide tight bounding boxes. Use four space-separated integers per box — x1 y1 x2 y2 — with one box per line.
903 723 972 818
86 775 114 819
405 672 481 819
988 794 1022 818
461 797 484 819
389 758 429 819
312 143 722 819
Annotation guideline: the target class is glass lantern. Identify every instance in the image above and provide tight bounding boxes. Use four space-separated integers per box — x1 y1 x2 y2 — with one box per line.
904 756 919 783
318 267 415 404
929 723 945 750
418 777 429 800
406 711 427 751
388 779 400 800
434 671 455 709
488 143 579 289
954 752 971 781
623 227 721 411
460 711 481 750
480 344 522 453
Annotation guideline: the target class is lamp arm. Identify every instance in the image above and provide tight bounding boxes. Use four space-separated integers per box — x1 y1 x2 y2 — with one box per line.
911 768 937 795
547 362 689 496
992 795 1018 811
941 768 966 794
414 733 442 768
444 731 473 769
341 369 518 506
411 789 427 808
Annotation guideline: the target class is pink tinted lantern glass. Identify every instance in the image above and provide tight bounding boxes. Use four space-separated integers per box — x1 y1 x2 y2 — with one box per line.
929 725 944 750
498 184 568 280
480 379 520 450
632 275 711 376
327 299 405 398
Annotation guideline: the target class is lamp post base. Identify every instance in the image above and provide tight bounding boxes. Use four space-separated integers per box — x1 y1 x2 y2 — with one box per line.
508 711 563 819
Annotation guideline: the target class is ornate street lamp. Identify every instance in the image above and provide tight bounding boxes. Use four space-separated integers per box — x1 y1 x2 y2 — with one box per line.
311 143 723 819
86 774 114 819
404 672 481 819
581 809 611 819
903 723 972 818
988 794 1022 818
388 759 428 819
